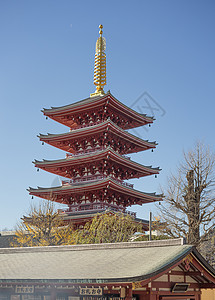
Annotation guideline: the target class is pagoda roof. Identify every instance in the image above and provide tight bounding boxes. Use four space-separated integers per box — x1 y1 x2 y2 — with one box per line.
42 91 154 129
38 120 157 154
34 147 160 179
28 177 162 206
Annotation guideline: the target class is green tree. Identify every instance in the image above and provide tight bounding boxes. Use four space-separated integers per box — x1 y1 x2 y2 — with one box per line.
12 201 74 247
73 212 143 244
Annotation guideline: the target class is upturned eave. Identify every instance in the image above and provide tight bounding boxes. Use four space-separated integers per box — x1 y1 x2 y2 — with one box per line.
28 177 162 204
42 92 154 129
33 147 161 179
38 120 157 154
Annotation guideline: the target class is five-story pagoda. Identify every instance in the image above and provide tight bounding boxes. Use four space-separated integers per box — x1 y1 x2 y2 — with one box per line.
28 25 162 229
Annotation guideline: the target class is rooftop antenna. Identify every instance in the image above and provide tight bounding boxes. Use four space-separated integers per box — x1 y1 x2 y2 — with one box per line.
90 25 107 97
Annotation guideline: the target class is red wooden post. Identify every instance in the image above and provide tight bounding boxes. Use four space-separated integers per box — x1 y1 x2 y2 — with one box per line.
125 286 133 300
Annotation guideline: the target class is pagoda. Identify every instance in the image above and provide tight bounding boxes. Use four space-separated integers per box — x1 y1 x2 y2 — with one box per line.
28 25 162 229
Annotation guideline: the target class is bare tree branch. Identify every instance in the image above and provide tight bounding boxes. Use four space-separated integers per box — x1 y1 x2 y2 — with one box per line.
155 141 215 250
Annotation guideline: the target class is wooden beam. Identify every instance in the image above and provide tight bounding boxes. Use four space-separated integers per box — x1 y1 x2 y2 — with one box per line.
151 281 199 289
170 270 202 276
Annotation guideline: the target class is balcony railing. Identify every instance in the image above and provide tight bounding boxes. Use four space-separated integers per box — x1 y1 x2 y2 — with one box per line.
70 120 102 131
62 176 134 189
66 147 104 158
66 150 131 159
58 205 136 217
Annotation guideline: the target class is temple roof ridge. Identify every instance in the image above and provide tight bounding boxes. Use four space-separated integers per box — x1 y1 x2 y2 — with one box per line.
0 238 189 254
42 91 103 111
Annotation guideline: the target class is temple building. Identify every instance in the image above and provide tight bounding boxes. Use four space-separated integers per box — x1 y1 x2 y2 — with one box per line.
28 25 162 229
0 239 214 300
1 25 214 300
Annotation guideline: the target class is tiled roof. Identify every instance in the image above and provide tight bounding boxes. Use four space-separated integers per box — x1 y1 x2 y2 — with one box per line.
0 239 193 281
28 176 163 204
42 91 154 122
0 234 15 248
34 147 160 173
38 120 157 146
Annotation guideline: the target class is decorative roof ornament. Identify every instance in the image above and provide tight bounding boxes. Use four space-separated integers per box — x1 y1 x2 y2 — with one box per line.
90 25 107 97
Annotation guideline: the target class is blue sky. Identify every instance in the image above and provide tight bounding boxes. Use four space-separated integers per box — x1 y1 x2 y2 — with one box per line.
0 1 215 230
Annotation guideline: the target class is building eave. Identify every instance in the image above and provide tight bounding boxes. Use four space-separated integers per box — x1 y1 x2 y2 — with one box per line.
33 147 160 177
28 177 162 203
38 120 157 152
42 92 154 129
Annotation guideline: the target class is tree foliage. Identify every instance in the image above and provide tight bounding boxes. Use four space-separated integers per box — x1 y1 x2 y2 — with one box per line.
73 212 143 244
12 203 143 247
12 201 74 247
155 142 215 246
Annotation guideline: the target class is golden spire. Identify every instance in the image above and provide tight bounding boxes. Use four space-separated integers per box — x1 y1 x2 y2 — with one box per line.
90 25 107 97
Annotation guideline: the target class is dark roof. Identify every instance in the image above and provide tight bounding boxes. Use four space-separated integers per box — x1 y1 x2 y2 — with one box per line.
0 233 15 248
0 239 196 282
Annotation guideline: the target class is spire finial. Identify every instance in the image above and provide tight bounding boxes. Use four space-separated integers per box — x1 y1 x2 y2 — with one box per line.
90 25 107 97
99 24 103 35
